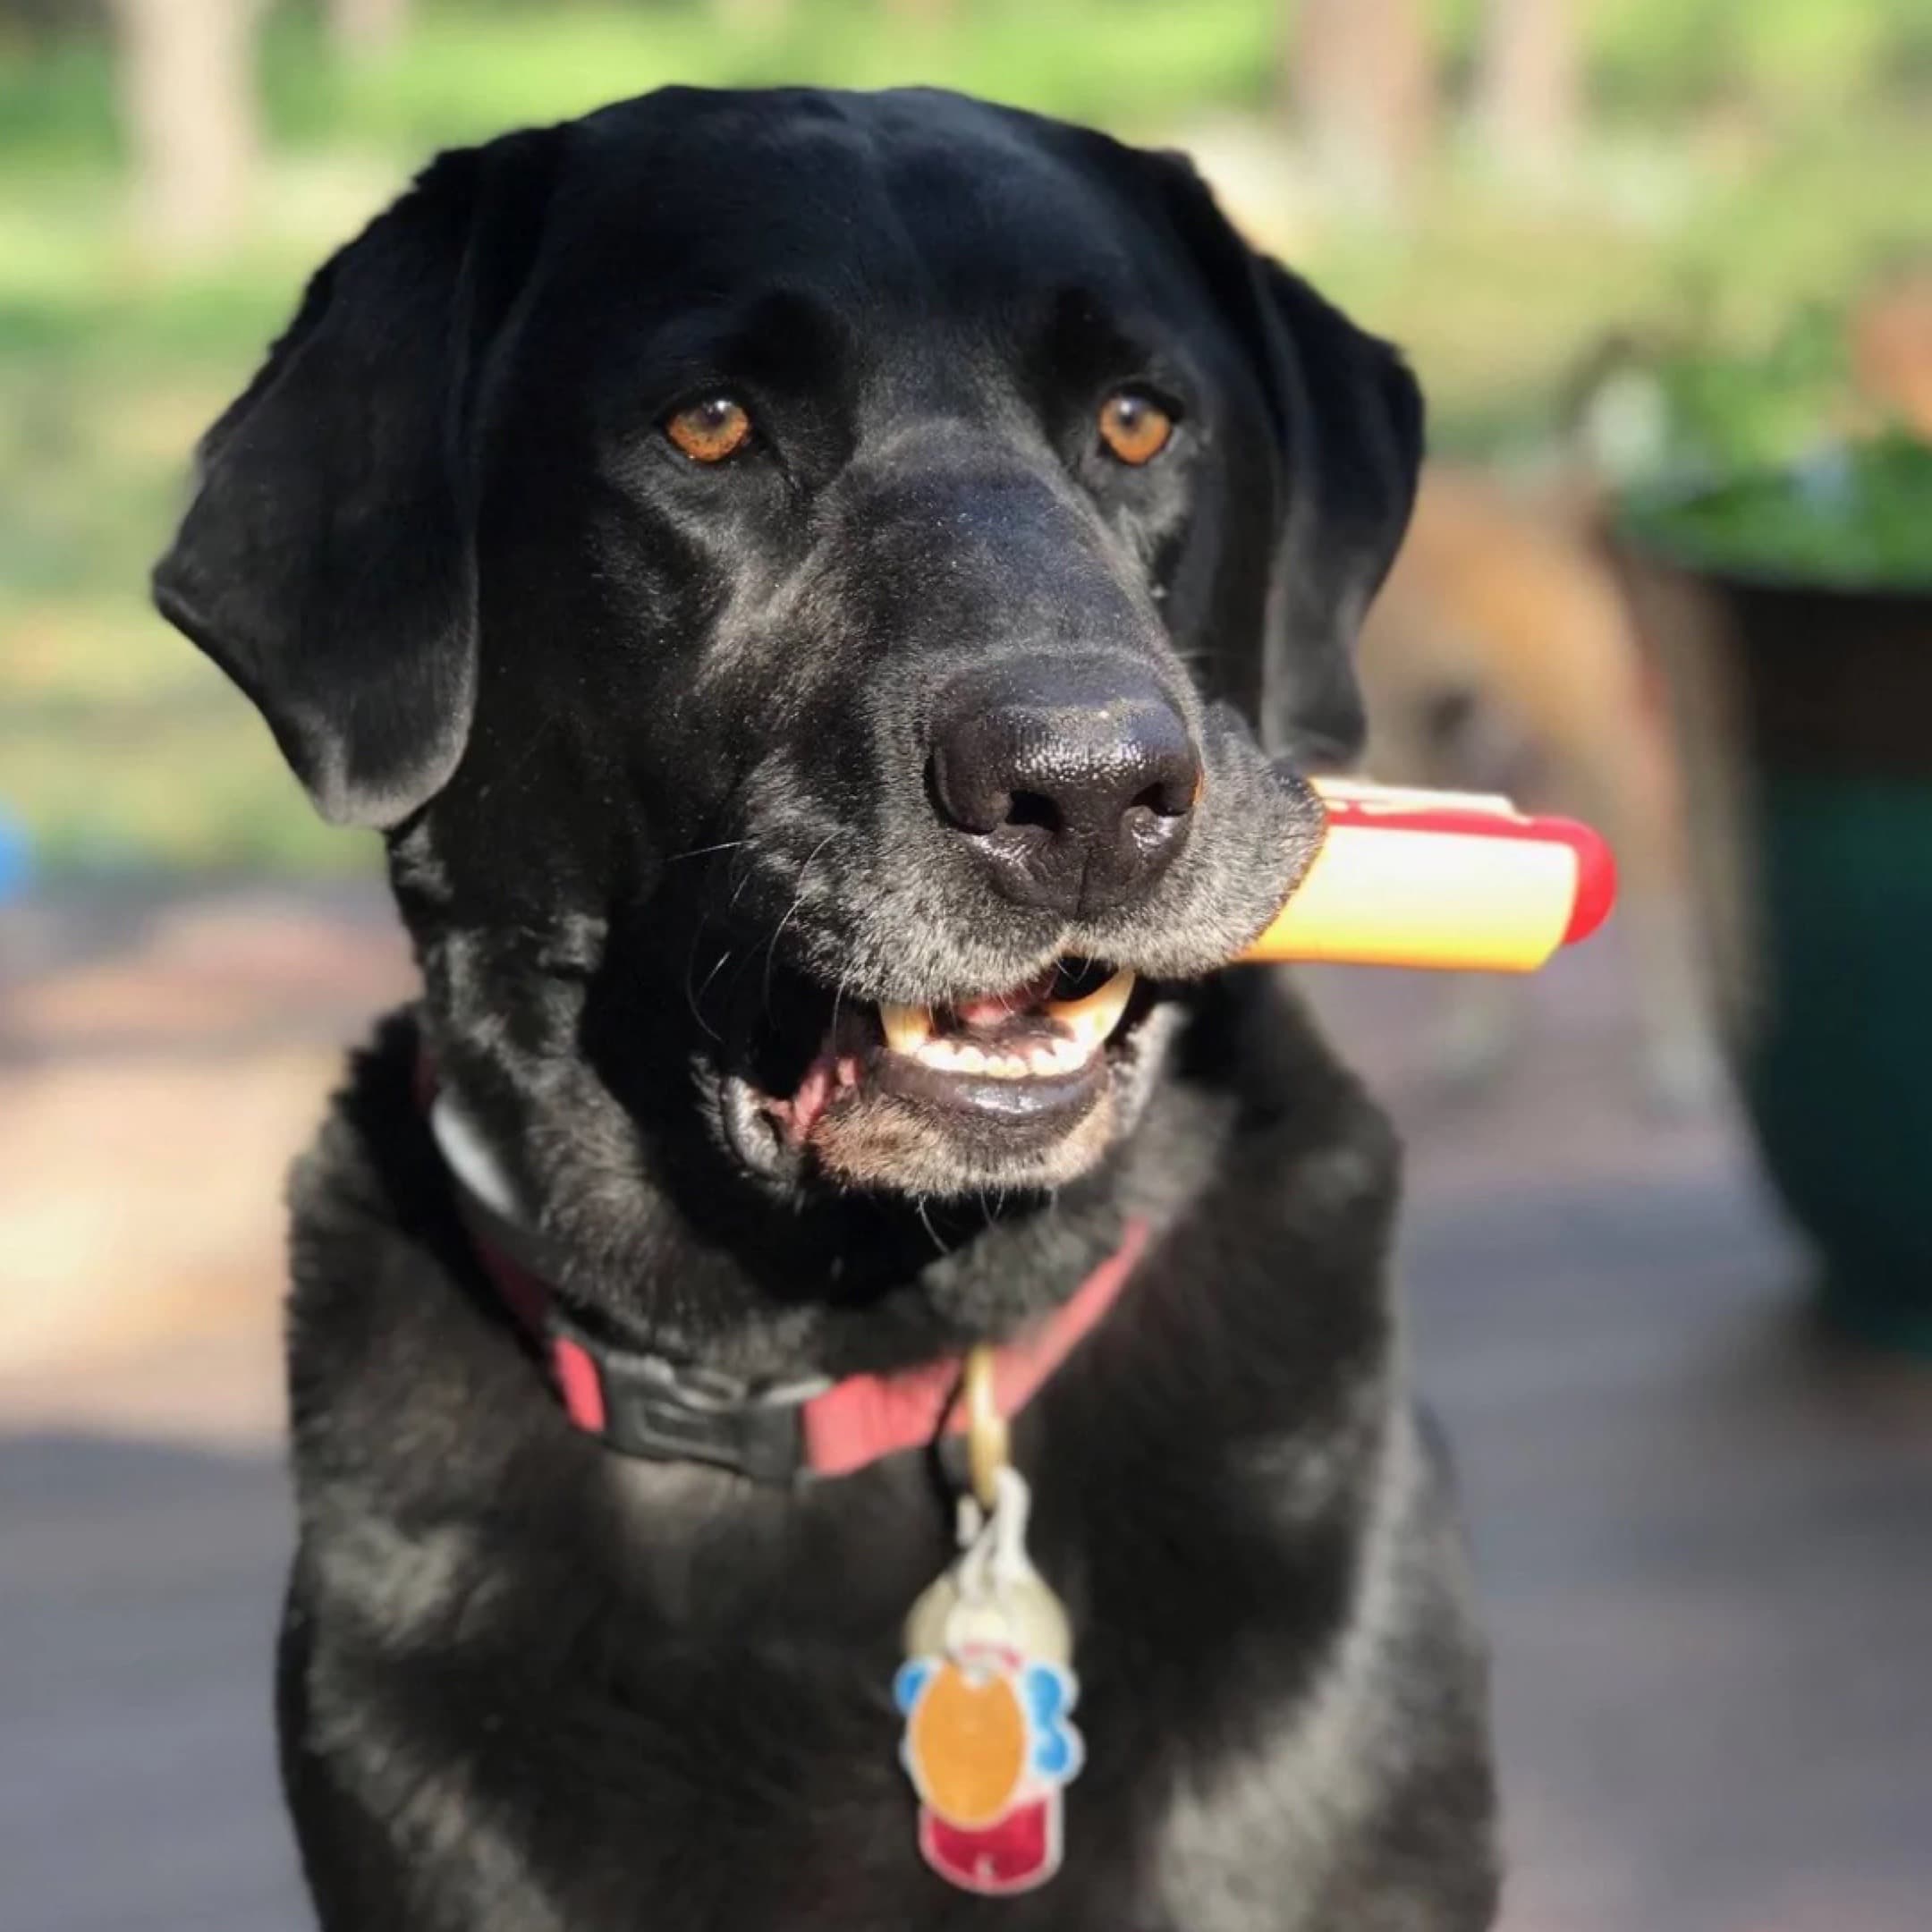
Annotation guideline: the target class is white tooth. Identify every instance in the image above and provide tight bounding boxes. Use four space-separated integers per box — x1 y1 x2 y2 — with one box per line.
994 1054 1030 1080
919 1037 962 1068
1045 969 1136 1052
954 1044 988 1074
1020 1032 1087 1077
880 1004 934 1055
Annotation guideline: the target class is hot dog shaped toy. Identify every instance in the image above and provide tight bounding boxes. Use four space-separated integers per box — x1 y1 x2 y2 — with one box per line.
1237 778 1616 974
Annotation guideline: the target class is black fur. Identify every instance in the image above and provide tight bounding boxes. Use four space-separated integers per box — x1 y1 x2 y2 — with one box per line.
157 87 1496 1930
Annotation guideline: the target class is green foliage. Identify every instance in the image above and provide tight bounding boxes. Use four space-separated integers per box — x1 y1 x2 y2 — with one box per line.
1630 306 1858 479
0 25 119 167
1623 432 1932 588
1587 0 1932 122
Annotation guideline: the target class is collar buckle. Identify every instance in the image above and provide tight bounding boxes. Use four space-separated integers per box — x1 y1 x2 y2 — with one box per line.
554 1309 832 1483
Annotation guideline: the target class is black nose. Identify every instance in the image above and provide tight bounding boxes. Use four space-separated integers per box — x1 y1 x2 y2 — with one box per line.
928 659 1200 917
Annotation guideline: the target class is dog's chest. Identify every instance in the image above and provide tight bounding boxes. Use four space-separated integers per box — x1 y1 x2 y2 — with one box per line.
526 1480 1329 1926
292 1371 1488 1929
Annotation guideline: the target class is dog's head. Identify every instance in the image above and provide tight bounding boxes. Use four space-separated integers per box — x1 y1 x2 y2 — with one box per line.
156 89 1419 1211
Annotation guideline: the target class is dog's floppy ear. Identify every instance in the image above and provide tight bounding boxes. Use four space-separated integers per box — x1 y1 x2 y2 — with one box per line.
1152 157 1423 767
1252 257 1423 767
152 131 559 827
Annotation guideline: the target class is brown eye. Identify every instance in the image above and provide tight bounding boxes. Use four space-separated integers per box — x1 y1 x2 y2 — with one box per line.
1097 389 1174 465
665 394 752 462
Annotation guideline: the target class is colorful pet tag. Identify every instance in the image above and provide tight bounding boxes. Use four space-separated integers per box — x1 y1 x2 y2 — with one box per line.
895 1455 1083 1896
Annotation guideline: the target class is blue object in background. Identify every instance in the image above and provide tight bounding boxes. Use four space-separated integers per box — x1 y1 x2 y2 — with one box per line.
0 809 30 903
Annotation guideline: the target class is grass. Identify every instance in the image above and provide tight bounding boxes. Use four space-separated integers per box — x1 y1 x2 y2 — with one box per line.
0 169 355 873
4 0 1931 877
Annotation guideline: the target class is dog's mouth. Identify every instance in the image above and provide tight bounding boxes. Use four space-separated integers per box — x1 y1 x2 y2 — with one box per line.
719 959 1161 1195
776 959 1140 1138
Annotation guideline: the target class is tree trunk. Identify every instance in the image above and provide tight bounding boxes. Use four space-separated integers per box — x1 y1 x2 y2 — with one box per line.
327 0 411 64
1284 0 1436 212
111 0 264 261
1474 0 1583 176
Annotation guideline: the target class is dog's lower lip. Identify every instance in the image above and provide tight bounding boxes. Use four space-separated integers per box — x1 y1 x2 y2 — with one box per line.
869 1050 1106 1125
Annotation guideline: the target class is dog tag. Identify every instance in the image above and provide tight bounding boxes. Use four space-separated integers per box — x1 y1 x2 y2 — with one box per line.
894 1464 1083 1896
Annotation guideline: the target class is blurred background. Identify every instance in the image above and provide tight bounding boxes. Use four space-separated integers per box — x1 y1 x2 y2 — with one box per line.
4 4 1932 1928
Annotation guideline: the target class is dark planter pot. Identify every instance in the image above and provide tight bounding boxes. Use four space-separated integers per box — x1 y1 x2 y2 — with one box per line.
1616 547 1932 1356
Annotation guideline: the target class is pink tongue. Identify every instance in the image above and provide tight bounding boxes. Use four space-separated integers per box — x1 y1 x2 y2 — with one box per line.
953 968 1059 1030
779 1052 860 1145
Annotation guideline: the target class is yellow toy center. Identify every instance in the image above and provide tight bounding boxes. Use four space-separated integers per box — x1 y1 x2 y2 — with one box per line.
906 1659 1030 1827
1245 824 1578 973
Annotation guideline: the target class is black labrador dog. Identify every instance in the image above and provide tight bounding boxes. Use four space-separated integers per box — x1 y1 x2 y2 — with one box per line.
155 86 1497 1931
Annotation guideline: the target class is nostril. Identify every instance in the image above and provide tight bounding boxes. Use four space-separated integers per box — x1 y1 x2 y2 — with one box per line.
928 750 1003 836
1004 789 1060 833
1131 778 1191 819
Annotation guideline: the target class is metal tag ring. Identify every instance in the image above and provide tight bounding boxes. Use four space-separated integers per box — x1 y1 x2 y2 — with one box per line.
962 1344 1009 1511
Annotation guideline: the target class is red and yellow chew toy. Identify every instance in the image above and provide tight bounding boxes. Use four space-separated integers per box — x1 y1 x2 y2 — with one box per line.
1238 778 1617 974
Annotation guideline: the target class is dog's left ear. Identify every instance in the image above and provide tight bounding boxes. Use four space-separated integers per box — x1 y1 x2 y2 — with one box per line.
1149 156 1424 767
1250 257 1423 767
152 129 560 828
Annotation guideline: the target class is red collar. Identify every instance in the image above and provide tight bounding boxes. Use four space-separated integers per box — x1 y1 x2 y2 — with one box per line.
470 1221 1147 1483
419 1051 1145 1482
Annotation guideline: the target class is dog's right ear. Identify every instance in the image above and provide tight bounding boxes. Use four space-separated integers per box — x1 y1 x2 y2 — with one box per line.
152 130 560 828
